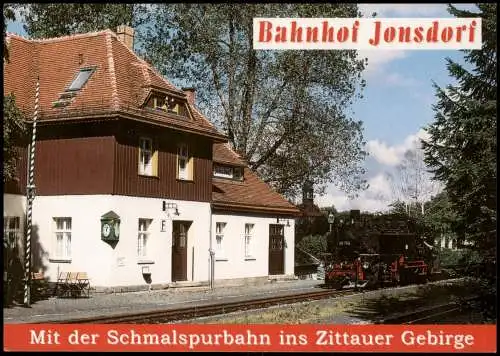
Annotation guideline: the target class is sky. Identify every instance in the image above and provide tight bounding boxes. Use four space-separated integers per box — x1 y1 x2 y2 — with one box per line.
315 3 478 212
6 3 478 213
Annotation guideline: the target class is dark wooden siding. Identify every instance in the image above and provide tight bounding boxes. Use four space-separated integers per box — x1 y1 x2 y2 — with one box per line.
113 120 213 202
5 122 115 196
5 119 214 201
36 136 115 195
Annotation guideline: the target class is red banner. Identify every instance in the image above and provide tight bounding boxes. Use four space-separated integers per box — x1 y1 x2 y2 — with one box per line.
3 324 497 352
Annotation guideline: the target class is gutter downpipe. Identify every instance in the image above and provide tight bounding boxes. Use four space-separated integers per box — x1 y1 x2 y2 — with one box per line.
208 203 215 290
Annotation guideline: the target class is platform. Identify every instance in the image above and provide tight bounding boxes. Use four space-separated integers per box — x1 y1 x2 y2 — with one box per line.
3 279 321 324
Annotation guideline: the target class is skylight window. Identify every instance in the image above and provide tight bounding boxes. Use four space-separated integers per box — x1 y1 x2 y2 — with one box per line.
67 68 94 91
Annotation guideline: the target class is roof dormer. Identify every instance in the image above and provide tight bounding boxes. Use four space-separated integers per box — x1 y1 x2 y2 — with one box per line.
143 89 192 119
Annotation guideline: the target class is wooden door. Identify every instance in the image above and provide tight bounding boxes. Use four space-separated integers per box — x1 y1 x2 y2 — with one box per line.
269 224 285 275
172 221 189 282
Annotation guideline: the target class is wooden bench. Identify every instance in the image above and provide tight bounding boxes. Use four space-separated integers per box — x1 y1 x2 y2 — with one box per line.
76 272 91 298
55 272 91 298
55 272 70 298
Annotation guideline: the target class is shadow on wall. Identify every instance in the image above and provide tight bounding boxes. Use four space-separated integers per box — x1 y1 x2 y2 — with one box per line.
3 224 49 307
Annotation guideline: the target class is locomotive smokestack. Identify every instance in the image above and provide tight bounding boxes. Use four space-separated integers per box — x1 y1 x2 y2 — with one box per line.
350 209 360 221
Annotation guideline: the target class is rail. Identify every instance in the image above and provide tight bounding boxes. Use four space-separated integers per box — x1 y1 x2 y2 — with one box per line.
32 276 465 325
41 288 354 324
379 295 481 324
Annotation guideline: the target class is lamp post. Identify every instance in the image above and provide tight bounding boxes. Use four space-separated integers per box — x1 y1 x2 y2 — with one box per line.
328 211 335 232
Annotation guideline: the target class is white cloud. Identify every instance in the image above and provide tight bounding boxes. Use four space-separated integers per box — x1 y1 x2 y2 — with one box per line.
358 50 407 78
384 72 420 87
365 140 401 166
316 173 395 213
366 128 429 166
315 129 440 213
358 4 449 18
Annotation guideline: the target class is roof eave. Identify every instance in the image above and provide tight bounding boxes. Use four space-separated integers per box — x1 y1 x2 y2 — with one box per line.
212 201 301 217
31 111 228 142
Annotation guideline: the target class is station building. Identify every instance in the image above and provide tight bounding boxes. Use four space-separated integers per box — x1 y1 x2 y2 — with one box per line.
3 26 300 289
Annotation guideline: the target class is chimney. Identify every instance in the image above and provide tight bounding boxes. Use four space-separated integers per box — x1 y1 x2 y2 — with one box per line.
116 25 135 50
182 87 196 106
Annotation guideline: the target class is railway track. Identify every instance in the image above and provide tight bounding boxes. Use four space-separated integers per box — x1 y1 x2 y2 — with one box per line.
380 296 481 324
38 277 465 325
43 288 354 324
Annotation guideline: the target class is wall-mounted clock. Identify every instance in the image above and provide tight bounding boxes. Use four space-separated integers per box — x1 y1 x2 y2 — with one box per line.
101 210 121 243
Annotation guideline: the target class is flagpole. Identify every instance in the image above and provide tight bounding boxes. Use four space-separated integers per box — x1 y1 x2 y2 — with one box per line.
24 76 40 307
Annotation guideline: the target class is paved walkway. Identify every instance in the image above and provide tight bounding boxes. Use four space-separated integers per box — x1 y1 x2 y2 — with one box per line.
4 279 322 324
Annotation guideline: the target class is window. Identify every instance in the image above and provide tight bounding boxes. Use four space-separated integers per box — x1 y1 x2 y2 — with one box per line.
138 219 152 258
53 218 72 260
139 137 158 176
233 167 243 180
177 144 193 180
244 223 254 258
4 216 21 250
67 68 94 91
149 94 190 117
213 164 244 181
215 222 226 258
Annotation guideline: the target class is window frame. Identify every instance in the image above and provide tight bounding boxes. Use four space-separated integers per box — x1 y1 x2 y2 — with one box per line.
52 217 72 262
244 223 255 260
213 164 244 181
215 222 227 260
138 137 158 177
137 218 152 260
4 216 21 250
177 144 193 181
66 67 95 92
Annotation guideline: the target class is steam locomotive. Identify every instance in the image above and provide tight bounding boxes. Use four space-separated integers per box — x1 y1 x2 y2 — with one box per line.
323 210 440 289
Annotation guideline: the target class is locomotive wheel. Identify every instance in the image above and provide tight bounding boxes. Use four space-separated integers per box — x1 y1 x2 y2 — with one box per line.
333 283 343 291
398 270 409 286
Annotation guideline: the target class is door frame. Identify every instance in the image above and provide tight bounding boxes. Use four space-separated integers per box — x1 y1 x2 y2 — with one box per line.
171 220 192 282
268 224 285 275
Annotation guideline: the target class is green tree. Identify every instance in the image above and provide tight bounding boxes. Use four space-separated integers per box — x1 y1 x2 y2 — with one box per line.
3 3 17 61
4 4 27 183
15 4 369 200
296 235 328 259
21 4 147 39
142 4 368 199
422 4 497 254
3 95 27 183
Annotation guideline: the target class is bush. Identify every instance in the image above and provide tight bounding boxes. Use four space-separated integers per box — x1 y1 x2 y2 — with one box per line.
439 248 484 267
296 235 327 259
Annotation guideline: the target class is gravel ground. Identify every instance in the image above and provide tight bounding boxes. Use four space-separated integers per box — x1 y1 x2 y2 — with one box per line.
3 279 321 323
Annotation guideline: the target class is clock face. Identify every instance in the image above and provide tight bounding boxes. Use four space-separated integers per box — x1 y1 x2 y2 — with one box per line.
102 223 111 237
114 222 120 237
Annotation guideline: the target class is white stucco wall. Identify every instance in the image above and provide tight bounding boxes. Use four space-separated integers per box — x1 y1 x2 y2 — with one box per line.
211 212 295 280
4 194 297 287
5 194 211 287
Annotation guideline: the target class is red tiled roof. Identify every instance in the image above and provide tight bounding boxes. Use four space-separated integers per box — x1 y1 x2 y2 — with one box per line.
212 144 300 215
4 30 225 141
213 143 246 166
4 29 298 215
